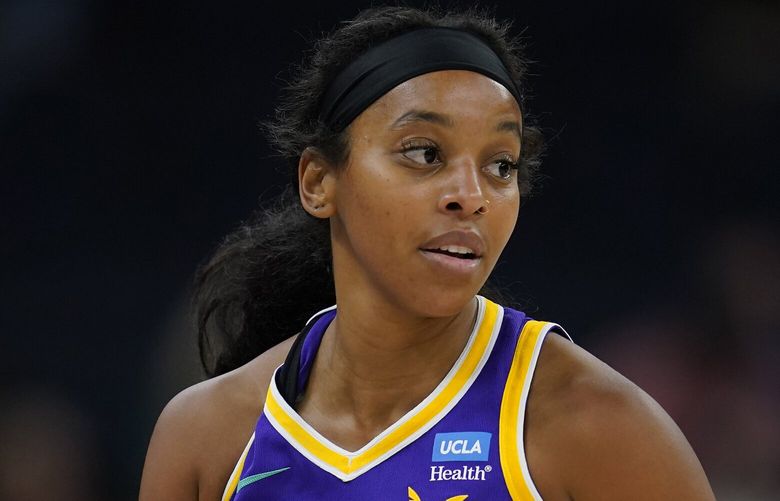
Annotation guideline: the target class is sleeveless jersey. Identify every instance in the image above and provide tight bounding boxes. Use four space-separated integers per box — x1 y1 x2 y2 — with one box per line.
222 296 569 500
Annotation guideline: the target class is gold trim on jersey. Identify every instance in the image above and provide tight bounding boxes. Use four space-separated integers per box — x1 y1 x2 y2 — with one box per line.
499 320 567 501
221 432 256 501
263 296 503 481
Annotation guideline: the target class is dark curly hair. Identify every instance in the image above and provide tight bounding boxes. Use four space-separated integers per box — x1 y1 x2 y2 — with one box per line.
195 6 544 377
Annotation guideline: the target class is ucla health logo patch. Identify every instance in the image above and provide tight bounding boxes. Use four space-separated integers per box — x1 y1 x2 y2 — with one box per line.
432 432 491 462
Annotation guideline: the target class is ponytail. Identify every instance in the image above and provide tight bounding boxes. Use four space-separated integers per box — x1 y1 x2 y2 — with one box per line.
194 188 335 377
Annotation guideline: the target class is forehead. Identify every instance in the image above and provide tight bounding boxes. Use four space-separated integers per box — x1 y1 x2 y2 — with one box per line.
358 70 522 125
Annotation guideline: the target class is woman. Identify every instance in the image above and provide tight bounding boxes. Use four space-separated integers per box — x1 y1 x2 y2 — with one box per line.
140 6 715 500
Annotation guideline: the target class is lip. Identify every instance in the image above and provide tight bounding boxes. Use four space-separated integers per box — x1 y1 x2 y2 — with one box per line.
418 230 485 275
419 249 482 275
419 230 485 258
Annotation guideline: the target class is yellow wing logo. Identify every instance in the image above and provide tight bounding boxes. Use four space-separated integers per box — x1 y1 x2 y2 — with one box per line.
408 486 468 501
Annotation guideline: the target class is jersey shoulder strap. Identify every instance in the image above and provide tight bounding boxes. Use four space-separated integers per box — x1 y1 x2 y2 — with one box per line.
499 320 571 501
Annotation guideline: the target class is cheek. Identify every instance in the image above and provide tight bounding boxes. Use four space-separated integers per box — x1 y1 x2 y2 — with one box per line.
489 193 520 253
336 164 417 256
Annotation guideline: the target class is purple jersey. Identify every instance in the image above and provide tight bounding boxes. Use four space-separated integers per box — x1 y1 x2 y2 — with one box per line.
222 296 568 500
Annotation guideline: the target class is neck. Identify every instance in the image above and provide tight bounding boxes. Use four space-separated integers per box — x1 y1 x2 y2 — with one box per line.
298 292 479 449
325 293 478 381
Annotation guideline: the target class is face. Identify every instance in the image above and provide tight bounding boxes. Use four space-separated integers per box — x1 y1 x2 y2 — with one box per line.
328 70 522 317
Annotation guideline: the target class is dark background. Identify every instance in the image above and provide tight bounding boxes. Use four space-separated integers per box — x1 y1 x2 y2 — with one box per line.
1 1 777 499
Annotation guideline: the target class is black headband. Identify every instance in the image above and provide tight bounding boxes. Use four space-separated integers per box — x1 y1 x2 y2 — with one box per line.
318 27 522 131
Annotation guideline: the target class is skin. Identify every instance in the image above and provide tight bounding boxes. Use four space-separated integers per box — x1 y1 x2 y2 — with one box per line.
139 71 715 500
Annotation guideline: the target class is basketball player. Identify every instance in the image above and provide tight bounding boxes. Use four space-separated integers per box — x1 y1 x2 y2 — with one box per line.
140 6 716 500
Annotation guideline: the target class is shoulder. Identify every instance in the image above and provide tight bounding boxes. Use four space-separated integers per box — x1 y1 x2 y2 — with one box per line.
139 335 296 501
525 332 715 501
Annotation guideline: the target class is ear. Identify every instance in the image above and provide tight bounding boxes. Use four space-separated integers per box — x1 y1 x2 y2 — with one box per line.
298 147 337 218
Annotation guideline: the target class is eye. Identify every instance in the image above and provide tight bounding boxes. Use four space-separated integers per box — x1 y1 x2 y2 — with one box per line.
484 156 518 181
400 139 442 166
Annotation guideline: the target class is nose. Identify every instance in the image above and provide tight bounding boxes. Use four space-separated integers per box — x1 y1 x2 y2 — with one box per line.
437 158 487 217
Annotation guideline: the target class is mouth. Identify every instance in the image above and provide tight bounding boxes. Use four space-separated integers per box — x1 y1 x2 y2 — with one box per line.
418 247 482 275
420 245 479 260
418 230 486 274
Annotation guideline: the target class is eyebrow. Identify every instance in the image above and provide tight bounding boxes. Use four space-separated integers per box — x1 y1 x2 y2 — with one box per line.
391 109 522 141
496 120 523 141
391 110 454 129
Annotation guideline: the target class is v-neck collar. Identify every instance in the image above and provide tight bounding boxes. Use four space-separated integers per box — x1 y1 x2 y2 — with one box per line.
263 296 504 482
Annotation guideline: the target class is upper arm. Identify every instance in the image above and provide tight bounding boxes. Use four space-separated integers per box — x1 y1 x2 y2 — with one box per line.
547 340 716 500
567 381 715 500
139 338 295 501
139 387 202 501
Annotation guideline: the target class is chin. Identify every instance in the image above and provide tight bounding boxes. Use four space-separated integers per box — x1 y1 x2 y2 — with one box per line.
398 284 482 319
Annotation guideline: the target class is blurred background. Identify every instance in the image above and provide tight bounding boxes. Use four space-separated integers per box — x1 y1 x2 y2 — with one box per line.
1 0 777 499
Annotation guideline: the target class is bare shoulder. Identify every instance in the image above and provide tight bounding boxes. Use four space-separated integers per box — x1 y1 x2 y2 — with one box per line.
139 335 296 501
526 332 715 501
